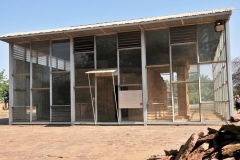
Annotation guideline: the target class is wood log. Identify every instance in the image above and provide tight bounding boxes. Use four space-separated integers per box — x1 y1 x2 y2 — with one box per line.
222 141 240 156
187 143 209 160
197 133 217 143
202 147 214 158
175 134 198 160
208 152 220 159
164 150 178 156
230 114 240 122
213 139 218 149
223 158 235 160
207 127 219 134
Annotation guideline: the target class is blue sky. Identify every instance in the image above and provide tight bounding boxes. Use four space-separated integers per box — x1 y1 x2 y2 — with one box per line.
0 0 239 78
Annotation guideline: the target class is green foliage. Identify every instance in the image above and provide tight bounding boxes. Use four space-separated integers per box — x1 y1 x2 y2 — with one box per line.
188 74 214 103
0 70 9 102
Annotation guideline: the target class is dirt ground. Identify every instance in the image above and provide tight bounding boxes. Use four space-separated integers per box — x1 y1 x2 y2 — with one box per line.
0 106 222 160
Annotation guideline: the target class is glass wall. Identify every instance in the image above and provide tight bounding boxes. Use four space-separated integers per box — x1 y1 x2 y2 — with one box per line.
198 23 229 121
145 29 172 122
32 41 50 121
10 21 230 124
12 43 30 122
171 44 199 122
119 49 143 121
51 40 71 122
96 34 118 122
75 52 95 122
96 34 117 69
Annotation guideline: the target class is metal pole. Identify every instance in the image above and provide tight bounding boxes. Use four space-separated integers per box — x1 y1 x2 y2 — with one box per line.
141 29 147 126
30 42 33 122
112 72 119 124
225 20 234 117
49 40 52 122
94 35 98 122
196 25 202 122
9 43 13 125
70 37 75 125
169 28 175 122
88 73 96 124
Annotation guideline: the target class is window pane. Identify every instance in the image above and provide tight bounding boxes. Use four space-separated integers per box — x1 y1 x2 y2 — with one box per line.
13 75 30 106
147 68 172 122
75 88 94 122
146 29 169 65
172 44 197 82
52 73 70 105
32 56 50 88
121 108 143 122
13 43 30 74
52 40 70 71
32 41 50 56
75 53 95 86
96 34 117 68
32 90 50 121
200 64 214 101
202 103 225 122
197 23 225 62
119 49 142 84
173 83 200 122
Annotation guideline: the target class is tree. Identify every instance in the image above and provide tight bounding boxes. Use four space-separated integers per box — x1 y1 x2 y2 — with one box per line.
188 74 214 103
0 70 9 103
232 57 240 95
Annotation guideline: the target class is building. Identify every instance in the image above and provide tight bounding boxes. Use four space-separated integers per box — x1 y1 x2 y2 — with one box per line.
0 8 234 125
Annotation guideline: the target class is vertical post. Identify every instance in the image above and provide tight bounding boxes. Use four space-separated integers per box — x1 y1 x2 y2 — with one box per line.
117 35 121 123
94 35 98 123
49 40 52 122
225 20 234 117
30 42 33 122
70 37 75 125
9 43 13 125
141 29 147 126
169 28 175 122
196 25 202 122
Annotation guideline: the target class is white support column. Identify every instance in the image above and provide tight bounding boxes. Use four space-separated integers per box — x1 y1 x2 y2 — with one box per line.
9 43 13 125
225 20 234 117
94 35 98 123
196 25 202 122
117 34 121 123
70 37 75 125
141 29 147 126
30 42 33 122
49 40 52 122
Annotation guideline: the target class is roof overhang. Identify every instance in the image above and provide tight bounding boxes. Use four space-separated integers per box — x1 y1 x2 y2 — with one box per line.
0 7 234 43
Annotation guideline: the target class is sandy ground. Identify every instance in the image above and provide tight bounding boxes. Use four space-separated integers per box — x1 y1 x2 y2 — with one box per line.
0 105 222 160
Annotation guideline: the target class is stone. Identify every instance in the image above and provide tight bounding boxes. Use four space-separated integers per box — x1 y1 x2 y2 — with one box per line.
175 134 198 160
222 141 240 156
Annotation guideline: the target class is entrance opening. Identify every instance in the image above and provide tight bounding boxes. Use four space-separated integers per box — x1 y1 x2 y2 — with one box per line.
97 76 118 122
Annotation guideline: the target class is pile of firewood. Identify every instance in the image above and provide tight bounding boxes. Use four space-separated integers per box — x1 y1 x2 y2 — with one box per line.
158 115 240 160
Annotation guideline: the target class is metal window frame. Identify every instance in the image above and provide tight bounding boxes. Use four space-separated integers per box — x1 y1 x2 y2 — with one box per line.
70 37 75 125
225 20 233 117
141 29 147 125
9 43 13 124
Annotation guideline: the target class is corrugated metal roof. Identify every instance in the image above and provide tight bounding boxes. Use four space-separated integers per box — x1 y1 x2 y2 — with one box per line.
0 7 234 39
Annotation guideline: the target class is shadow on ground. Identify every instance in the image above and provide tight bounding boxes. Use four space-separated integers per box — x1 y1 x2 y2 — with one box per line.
45 124 71 127
0 118 8 125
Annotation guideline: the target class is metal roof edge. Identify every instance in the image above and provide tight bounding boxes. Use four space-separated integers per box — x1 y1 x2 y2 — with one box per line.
0 7 235 40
